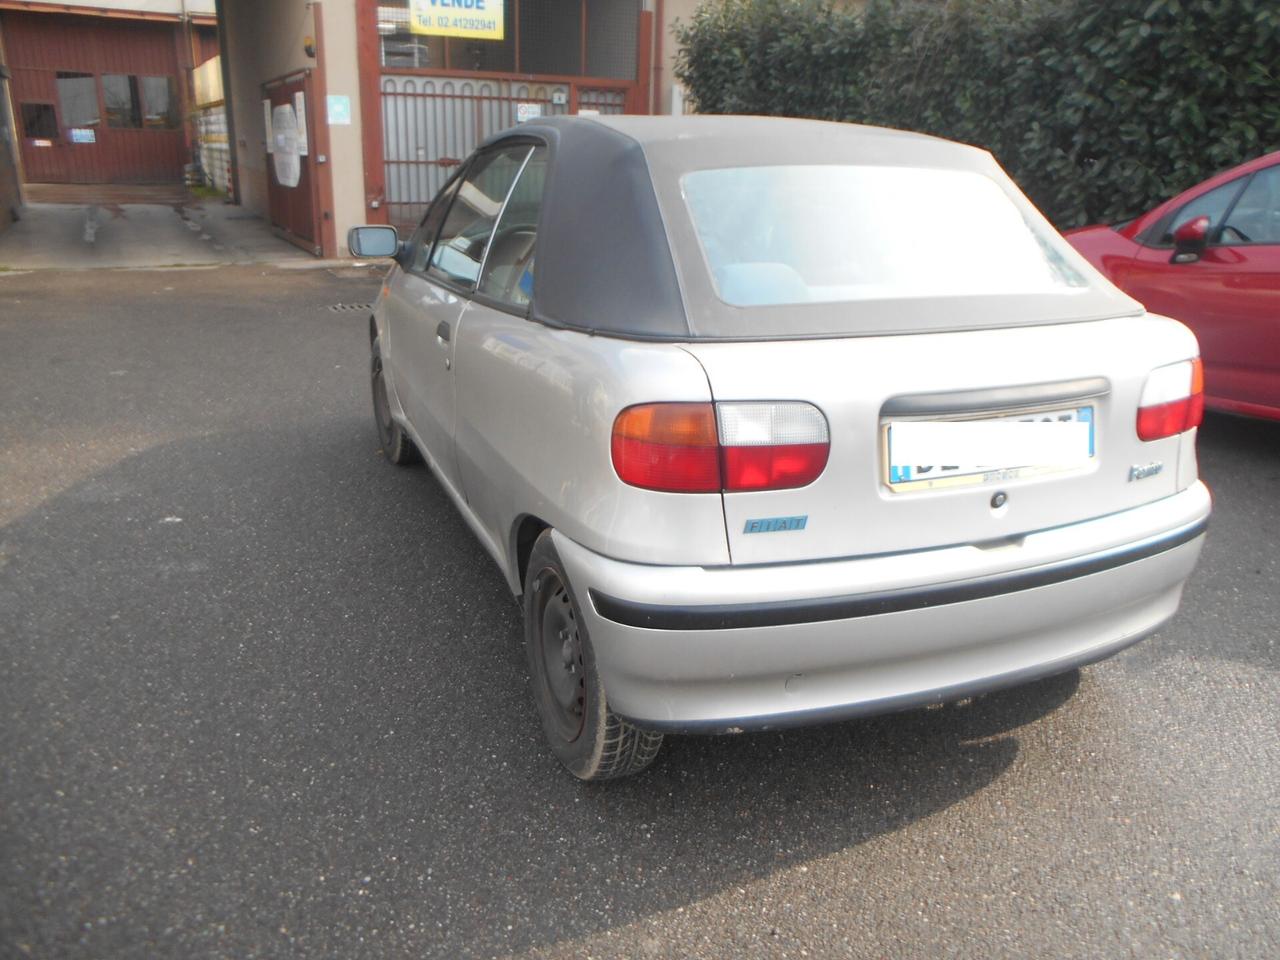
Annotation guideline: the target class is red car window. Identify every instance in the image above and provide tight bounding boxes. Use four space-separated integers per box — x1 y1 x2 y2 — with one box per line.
1220 165 1280 245
1159 177 1247 245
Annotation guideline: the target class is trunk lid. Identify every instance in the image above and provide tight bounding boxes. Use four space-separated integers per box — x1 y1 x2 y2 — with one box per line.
682 315 1199 565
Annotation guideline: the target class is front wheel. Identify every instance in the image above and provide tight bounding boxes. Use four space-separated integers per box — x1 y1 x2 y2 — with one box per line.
524 531 663 780
371 341 420 465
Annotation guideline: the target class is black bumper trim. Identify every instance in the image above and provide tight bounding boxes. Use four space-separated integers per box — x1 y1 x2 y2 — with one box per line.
589 517 1208 631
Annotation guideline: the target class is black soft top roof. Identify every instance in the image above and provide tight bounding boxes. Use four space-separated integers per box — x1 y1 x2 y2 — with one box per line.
479 116 1139 341
496 116 689 337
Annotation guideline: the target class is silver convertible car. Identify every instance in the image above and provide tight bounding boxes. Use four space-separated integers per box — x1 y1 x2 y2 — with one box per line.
349 116 1210 780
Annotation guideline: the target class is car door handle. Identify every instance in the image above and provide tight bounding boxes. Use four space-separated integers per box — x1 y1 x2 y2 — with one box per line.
436 320 451 342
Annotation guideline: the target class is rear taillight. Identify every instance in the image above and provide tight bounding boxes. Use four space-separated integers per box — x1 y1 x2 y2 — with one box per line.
1137 357 1204 441
611 403 720 492
611 401 829 493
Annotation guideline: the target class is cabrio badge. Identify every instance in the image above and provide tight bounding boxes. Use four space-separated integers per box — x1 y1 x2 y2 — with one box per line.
1129 461 1164 481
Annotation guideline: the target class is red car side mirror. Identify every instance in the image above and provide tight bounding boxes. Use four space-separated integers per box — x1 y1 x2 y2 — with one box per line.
1172 215 1210 264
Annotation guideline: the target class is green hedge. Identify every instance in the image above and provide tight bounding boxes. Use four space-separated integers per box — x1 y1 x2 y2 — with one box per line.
673 0 1280 228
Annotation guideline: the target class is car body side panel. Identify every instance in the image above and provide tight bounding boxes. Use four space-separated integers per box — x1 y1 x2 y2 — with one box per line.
383 267 467 488
1061 224 1141 282
1067 151 1280 420
452 303 731 592
1128 243 1280 415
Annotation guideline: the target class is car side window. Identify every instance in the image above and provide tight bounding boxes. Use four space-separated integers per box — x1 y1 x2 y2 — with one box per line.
1161 177 1246 245
405 175 464 274
1219 165 1280 245
427 144 533 289
477 146 548 309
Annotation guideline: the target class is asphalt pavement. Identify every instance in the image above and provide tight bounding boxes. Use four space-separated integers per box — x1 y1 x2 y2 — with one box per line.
1 265 1276 959
0 201 312 271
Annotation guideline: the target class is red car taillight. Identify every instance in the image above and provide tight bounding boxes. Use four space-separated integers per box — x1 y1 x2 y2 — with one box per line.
1137 358 1204 441
611 401 830 493
611 403 721 492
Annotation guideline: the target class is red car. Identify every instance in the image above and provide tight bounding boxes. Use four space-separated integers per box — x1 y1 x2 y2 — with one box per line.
1066 151 1280 421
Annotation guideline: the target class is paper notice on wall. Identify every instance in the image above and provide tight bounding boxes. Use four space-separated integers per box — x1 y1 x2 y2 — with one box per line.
293 91 308 156
271 104 301 188
327 95 351 125
263 98 274 153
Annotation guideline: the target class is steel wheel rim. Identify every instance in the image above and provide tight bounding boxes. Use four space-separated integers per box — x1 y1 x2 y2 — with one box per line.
371 357 394 448
534 568 586 742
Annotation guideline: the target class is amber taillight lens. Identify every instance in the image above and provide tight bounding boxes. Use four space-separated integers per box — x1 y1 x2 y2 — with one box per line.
611 403 721 492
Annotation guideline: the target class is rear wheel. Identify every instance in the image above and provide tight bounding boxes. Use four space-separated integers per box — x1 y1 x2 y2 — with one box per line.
371 340 420 465
524 531 663 780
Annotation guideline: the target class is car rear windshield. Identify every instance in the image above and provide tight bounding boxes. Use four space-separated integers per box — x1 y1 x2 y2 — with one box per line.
682 165 1089 308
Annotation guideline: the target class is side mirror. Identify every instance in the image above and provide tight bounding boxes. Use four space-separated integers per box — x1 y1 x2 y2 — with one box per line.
1171 215 1209 264
348 225 400 259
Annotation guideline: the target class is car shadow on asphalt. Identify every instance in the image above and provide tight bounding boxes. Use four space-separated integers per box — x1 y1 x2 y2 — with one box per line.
0 423 1083 959
1148 410 1280 674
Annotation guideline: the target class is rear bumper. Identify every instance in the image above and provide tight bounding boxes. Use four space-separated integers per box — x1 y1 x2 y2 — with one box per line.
553 482 1211 733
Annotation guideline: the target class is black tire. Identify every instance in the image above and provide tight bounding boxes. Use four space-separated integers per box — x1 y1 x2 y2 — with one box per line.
371 340 420 466
524 531 663 780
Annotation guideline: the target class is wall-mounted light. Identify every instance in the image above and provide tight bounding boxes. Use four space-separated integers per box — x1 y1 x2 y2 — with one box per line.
303 36 316 58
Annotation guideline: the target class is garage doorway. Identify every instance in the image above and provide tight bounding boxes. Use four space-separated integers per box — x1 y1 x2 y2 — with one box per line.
262 71 321 255
5 12 187 185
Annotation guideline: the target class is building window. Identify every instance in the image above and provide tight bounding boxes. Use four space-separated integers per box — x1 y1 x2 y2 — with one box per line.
55 71 99 129
586 0 639 80
377 4 452 69
519 0 581 76
141 76 180 129
104 75 143 128
21 103 59 139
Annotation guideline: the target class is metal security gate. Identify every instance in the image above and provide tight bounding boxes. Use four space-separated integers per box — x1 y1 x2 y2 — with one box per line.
359 0 651 233
381 75 627 231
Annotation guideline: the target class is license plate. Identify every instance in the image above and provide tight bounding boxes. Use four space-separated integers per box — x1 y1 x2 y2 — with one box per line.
885 406 1095 491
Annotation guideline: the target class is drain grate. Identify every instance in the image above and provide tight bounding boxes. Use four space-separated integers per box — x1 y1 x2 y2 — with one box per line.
329 303 373 313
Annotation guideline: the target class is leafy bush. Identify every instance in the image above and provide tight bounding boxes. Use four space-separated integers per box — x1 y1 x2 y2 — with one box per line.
673 0 1280 227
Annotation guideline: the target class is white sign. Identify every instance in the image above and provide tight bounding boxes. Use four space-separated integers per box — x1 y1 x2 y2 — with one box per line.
515 102 542 124
271 103 301 188
262 98 274 153
293 91 308 156
551 90 567 106
69 128 96 144
327 95 351 126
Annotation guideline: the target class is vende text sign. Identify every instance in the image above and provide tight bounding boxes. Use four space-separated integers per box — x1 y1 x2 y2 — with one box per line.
409 0 504 40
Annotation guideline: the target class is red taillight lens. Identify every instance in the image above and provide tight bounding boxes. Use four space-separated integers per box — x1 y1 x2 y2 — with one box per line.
721 444 830 492
611 401 830 493
611 403 721 492
1137 358 1204 441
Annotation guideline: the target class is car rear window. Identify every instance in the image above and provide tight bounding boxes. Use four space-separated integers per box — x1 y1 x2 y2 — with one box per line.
682 165 1088 308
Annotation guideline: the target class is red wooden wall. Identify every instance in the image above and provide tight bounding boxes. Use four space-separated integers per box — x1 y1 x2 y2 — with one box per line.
5 11 187 184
